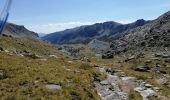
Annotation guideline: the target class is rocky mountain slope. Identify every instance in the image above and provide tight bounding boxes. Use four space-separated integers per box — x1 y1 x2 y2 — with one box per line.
108 11 170 55
2 23 38 39
43 19 150 44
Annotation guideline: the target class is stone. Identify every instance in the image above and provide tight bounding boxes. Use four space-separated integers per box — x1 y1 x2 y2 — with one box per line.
162 54 170 58
102 53 113 59
46 84 62 90
124 55 135 62
100 80 109 85
23 53 42 59
133 66 150 72
49 55 58 59
145 84 152 88
105 68 116 75
145 60 152 64
68 61 73 63
151 58 161 61
121 77 136 83
94 64 100 67
0 47 4 51
134 87 145 92
155 53 162 57
4 50 9 53
165 58 170 63
153 87 160 92
140 89 156 100
0 70 8 80
159 70 167 74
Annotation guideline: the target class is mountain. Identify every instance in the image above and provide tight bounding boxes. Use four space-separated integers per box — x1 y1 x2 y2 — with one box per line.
42 19 150 44
38 33 47 37
2 23 38 39
108 11 170 55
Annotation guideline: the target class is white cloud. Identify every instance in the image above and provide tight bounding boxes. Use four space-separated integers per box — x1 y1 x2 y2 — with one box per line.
26 22 94 33
25 20 134 34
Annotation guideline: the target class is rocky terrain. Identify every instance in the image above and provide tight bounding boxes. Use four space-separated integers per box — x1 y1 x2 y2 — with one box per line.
107 11 170 56
43 19 150 44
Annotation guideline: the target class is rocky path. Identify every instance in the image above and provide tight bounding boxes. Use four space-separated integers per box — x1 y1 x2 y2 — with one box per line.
94 66 159 100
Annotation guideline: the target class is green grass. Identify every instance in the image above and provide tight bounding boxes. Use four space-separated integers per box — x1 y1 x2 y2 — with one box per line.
128 89 142 100
0 37 102 100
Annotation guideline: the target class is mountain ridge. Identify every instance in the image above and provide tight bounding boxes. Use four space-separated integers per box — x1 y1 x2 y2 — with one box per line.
2 23 39 39
42 19 150 44
106 11 170 56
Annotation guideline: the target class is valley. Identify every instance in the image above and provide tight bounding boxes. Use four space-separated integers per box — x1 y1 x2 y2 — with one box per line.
0 10 170 100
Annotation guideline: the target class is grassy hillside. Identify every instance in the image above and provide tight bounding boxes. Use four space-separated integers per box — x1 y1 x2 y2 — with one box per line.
0 36 105 100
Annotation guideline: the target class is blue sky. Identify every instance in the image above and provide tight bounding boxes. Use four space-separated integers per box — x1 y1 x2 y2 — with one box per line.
4 0 170 33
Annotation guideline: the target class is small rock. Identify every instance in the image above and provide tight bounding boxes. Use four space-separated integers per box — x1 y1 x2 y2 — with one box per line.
23 53 42 59
0 47 4 51
100 80 109 85
94 64 100 67
124 55 135 62
134 87 145 92
159 70 167 74
165 58 170 63
155 53 162 57
162 54 170 58
46 84 62 90
0 70 8 80
145 60 152 64
68 61 73 63
49 55 58 59
4 50 9 53
105 68 116 75
121 77 136 82
102 53 113 59
153 87 160 92
133 66 150 72
145 84 152 88
141 89 156 99
151 58 161 61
